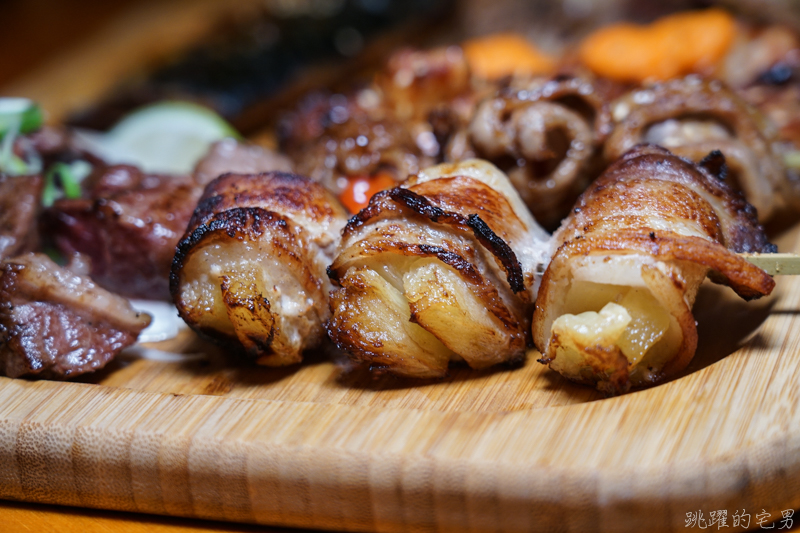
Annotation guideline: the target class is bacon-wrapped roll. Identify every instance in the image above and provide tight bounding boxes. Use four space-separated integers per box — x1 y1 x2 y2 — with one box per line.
170 172 348 366
327 159 549 378
461 75 614 227
605 76 784 219
533 145 775 394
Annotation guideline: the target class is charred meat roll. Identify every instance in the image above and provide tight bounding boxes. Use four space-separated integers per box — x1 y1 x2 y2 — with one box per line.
0 253 151 379
533 145 775 395
605 76 784 219
171 171 348 366
458 75 614 228
327 159 550 378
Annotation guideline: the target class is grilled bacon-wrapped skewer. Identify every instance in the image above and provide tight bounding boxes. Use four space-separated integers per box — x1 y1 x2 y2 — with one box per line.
0 253 151 379
171 171 348 366
459 75 614 228
605 76 784 219
327 159 550 378
533 145 776 395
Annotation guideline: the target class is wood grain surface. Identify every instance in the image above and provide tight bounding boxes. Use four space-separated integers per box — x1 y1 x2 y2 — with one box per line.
0 225 796 532
2 1 800 531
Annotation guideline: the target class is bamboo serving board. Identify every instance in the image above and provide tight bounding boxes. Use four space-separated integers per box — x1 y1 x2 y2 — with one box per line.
3 1 800 530
0 229 795 532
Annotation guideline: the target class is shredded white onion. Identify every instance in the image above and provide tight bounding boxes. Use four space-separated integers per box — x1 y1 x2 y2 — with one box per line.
121 345 206 363
129 299 188 343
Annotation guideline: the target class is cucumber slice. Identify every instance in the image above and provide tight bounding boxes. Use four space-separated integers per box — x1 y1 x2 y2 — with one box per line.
75 101 240 174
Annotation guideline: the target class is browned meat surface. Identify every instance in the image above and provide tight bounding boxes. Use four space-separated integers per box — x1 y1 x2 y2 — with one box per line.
605 76 784 219
0 253 150 379
193 139 294 186
171 171 348 366
0 174 43 260
279 46 475 197
44 165 202 300
280 91 435 196
327 159 549 378
375 46 472 123
533 145 775 395
450 74 614 227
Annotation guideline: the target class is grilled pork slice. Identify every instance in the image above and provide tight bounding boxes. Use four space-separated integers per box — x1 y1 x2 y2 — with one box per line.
0 253 151 379
171 172 348 366
459 74 614 228
533 145 775 395
605 76 784 219
0 174 43 260
327 159 550 378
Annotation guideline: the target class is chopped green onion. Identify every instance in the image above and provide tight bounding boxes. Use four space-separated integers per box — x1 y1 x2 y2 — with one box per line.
43 246 66 266
0 98 43 136
42 160 92 207
0 98 44 176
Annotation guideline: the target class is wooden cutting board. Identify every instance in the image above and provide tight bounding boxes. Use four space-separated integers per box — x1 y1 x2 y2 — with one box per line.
3 1 800 531
0 228 796 532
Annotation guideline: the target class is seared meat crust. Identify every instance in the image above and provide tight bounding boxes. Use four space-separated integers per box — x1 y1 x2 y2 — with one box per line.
0 253 150 379
44 165 201 300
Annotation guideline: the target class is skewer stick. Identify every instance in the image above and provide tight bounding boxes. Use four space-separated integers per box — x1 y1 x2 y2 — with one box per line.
740 253 800 276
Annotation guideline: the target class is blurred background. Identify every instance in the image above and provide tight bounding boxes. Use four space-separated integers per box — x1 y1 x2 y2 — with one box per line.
1 0 797 133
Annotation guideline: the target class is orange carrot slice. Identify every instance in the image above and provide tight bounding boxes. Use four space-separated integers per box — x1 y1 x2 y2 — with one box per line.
463 33 556 80
579 9 736 83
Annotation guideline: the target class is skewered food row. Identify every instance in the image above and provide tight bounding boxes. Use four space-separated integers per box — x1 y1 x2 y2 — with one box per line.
168 147 775 394
1 7 793 391
277 15 796 230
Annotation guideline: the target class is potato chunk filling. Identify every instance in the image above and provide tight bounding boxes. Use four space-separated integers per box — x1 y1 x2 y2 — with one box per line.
550 283 672 372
